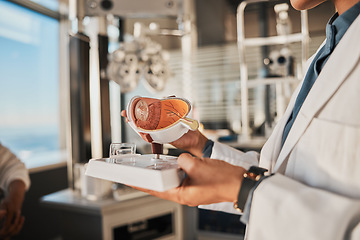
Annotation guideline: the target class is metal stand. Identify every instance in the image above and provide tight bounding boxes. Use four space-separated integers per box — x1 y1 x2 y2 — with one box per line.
236 0 309 143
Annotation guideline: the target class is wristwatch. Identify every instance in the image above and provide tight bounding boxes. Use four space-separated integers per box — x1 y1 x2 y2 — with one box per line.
233 166 268 213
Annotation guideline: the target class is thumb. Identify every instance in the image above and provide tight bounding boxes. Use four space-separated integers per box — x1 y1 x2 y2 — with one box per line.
177 153 200 175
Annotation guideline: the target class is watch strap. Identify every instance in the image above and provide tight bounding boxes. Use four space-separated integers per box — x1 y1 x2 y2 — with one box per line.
234 166 268 212
234 177 257 212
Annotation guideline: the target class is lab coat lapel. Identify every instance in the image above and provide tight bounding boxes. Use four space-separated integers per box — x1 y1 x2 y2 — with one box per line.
274 15 360 172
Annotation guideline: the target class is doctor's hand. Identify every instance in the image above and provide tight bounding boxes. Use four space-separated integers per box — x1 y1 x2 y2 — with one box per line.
131 153 246 206
0 180 26 239
121 110 208 158
169 130 208 158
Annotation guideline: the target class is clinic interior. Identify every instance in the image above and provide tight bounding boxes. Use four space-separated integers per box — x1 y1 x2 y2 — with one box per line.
0 0 336 239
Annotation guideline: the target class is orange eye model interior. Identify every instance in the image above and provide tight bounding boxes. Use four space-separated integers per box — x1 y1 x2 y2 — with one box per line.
132 97 190 130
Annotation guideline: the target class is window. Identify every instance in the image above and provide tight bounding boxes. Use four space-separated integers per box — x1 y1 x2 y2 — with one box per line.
0 1 63 168
30 0 59 11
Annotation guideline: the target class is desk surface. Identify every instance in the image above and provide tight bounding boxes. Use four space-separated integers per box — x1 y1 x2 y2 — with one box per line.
40 189 156 216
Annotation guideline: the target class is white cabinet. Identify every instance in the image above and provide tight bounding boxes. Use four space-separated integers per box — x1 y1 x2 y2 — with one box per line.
41 189 188 240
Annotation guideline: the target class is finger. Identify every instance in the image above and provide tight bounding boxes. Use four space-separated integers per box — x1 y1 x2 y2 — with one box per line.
15 216 25 235
129 185 182 203
10 211 22 233
130 185 163 199
130 185 156 195
129 185 174 197
121 110 127 117
139 132 153 142
121 110 130 123
3 211 20 236
0 224 10 239
12 210 21 225
10 216 24 236
0 210 6 219
0 228 6 239
0 211 6 238
3 208 14 230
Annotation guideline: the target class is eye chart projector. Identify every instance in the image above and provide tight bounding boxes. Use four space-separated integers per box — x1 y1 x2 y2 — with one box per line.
85 96 199 192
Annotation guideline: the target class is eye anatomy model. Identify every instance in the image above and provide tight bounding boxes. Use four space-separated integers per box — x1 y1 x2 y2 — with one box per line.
127 96 199 145
132 97 190 130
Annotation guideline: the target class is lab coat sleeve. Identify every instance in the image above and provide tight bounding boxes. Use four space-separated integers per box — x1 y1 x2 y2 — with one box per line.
199 141 260 215
247 173 360 240
0 143 31 194
210 141 260 169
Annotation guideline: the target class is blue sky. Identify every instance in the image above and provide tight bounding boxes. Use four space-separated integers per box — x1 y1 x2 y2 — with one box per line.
0 1 59 128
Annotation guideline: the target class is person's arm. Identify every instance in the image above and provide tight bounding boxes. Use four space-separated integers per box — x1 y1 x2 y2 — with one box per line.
0 180 26 239
198 141 261 214
0 143 30 239
0 144 30 193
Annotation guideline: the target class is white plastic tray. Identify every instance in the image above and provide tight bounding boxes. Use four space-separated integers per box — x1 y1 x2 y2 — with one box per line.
85 154 185 192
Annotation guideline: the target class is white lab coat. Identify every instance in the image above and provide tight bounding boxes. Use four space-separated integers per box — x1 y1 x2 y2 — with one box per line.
202 14 360 240
0 143 30 195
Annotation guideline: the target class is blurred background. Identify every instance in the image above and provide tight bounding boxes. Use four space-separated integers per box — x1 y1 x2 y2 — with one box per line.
0 0 335 239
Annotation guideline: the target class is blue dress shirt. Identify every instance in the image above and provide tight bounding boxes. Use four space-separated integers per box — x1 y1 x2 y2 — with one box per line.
281 2 360 147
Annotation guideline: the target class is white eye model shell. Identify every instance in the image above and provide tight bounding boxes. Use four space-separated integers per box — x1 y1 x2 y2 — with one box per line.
126 96 197 144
